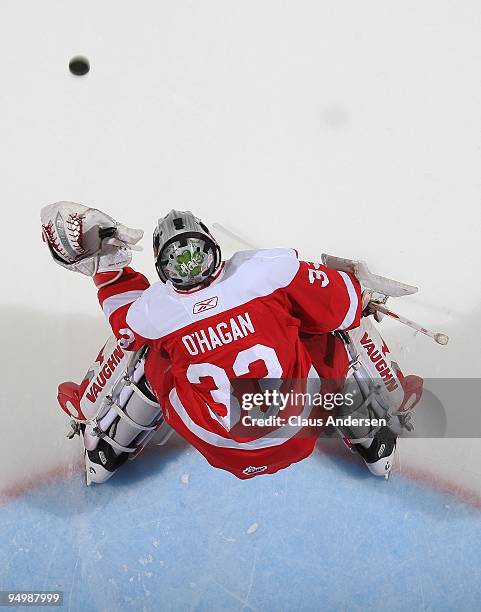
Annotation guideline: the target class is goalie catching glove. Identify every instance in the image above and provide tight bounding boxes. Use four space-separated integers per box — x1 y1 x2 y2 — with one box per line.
40 201 143 276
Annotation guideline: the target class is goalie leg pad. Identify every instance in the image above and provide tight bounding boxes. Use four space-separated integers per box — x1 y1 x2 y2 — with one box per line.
334 319 423 477
58 337 172 484
337 317 423 439
83 377 166 484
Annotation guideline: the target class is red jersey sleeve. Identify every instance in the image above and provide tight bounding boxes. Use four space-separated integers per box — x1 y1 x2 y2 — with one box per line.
93 267 151 350
283 260 362 334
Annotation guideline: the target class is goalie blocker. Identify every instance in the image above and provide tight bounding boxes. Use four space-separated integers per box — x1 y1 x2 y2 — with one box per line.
58 335 172 485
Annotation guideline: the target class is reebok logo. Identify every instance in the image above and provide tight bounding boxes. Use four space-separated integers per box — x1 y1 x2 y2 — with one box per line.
243 466 267 475
193 296 218 314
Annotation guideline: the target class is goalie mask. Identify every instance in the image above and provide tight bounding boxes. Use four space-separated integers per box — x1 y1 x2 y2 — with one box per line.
153 210 221 290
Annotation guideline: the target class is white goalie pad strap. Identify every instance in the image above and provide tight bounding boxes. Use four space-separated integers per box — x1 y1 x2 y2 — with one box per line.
84 390 166 454
110 399 157 431
101 432 138 454
131 382 161 407
98 405 168 454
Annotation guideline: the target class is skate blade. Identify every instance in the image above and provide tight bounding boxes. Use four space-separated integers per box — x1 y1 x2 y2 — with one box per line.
85 452 92 486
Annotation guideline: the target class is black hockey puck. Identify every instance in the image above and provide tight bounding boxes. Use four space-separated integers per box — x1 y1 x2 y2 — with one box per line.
69 56 90 76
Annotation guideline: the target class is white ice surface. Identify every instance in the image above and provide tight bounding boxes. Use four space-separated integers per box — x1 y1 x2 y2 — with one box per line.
0 0 480 500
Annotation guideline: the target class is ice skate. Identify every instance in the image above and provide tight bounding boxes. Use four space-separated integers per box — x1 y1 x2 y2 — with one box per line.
67 421 128 485
351 427 397 479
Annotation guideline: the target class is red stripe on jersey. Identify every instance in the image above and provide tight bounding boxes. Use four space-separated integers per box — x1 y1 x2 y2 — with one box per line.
93 270 122 288
96 267 150 307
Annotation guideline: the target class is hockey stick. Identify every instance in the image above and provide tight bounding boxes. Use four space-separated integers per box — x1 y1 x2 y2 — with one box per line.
212 223 257 249
321 253 449 346
370 303 449 345
212 227 449 346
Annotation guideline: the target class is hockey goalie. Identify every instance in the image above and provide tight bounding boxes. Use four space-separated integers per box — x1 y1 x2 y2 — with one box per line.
41 202 428 485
